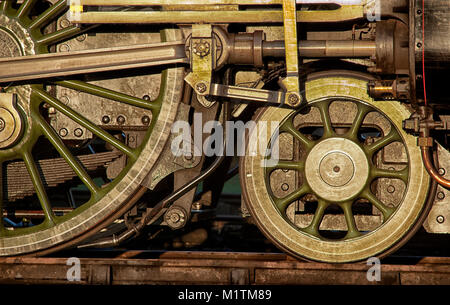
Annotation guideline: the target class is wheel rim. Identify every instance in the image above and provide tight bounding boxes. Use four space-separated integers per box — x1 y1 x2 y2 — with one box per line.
241 75 430 263
0 1 184 256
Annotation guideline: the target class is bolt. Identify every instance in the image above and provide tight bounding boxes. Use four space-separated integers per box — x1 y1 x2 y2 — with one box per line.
436 215 445 224
333 166 341 173
437 191 445 200
417 42 423 48
74 128 83 137
141 115 150 126
59 44 70 52
281 183 290 191
117 115 126 125
287 93 301 106
387 185 396 194
142 95 151 101
439 168 446 176
59 128 68 137
75 34 87 42
195 82 208 94
417 9 422 15
102 115 111 124
59 18 71 28
48 107 56 115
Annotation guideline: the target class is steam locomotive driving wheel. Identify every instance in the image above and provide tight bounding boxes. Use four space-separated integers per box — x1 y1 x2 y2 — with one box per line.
0 1 183 256
240 74 431 263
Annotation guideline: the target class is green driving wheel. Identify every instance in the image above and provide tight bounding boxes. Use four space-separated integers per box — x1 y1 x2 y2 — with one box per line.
241 74 431 263
0 0 184 256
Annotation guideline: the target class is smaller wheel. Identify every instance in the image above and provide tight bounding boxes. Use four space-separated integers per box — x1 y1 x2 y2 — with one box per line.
240 75 431 263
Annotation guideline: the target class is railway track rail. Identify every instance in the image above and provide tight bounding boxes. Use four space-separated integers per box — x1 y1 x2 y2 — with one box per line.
0 251 449 285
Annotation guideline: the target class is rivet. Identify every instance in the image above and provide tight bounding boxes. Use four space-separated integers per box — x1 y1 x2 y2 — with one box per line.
195 82 207 94
117 115 126 125
74 128 83 137
102 115 110 124
59 128 68 137
141 115 150 126
436 215 445 224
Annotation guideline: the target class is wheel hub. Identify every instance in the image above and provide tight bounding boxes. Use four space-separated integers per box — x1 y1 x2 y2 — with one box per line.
305 137 369 202
0 93 23 149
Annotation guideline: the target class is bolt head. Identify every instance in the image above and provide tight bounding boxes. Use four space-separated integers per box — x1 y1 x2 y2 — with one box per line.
287 93 301 107
102 115 111 124
436 215 445 224
74 128 83 137
75 34 87 42
59 128 68 137
387 185 396 194
141 115 150 126
195 82 208 94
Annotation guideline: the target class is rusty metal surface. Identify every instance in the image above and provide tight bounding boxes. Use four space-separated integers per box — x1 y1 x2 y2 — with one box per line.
0 251 449 285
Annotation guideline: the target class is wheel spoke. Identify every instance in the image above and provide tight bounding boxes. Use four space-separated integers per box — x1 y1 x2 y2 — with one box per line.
16 0 37 19
273 184 310 212
302 199 329 237
341 201 361 238
280 120 314 150
347 103 372 141
371 167 409 183
361 189 395 221
36 25 81 45
22 151 55 224
32 89 137 159
315 101 334 138
35 113 100 196
28 0 66 30
55 80 158 112
365 129 402 157
266 160 305 172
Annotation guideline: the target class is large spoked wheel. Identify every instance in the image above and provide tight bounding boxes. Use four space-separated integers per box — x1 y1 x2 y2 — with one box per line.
0 1 184 256
240 73 431 263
